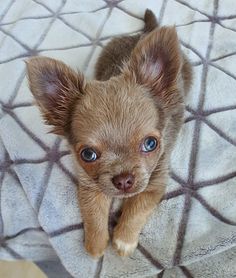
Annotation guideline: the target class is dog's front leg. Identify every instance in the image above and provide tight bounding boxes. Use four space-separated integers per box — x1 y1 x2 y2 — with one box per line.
113 186 164 256
78 186 111 258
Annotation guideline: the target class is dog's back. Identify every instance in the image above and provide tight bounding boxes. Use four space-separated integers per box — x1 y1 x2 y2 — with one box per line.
95 10 158 81
95 10 192 96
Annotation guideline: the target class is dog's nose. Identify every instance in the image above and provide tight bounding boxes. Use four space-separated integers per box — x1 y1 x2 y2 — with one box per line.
112 173 135 191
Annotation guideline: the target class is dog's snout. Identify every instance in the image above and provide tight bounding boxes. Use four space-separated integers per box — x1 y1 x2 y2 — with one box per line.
112 173 135 191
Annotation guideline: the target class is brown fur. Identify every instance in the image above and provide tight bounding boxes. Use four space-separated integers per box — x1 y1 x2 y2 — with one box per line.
26 9 192 258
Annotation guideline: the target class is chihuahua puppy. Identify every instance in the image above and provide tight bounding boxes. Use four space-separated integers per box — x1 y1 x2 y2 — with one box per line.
26 10 192 258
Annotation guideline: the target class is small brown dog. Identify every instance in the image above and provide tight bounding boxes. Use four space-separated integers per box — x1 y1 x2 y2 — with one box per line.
26 10 192 258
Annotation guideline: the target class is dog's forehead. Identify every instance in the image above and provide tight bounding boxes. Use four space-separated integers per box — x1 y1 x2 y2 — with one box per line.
72 79 160 144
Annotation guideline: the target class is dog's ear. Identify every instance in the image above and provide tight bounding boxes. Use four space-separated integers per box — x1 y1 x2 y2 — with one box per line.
26 57 84 135
124 27 182 110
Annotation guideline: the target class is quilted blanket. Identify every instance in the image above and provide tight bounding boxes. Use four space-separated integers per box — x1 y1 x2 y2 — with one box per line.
0 0 236 277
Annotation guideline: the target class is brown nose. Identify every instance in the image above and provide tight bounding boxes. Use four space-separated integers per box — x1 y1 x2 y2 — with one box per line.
112 173 135 192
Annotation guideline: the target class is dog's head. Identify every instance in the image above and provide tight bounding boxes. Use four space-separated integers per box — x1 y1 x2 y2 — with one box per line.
26 27 183 198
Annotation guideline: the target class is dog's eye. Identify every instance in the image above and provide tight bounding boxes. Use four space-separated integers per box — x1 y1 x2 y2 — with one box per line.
141 137 158 152
81 148 98 162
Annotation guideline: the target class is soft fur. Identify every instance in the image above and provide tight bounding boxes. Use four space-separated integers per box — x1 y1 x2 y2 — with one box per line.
26 10 192 258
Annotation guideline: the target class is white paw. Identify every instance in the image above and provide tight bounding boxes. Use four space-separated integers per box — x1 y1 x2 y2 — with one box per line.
113 238 138 256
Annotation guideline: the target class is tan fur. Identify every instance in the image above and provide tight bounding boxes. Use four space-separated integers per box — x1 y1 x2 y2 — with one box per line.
78 186 111 257
26 57 85 136
26 9 192 258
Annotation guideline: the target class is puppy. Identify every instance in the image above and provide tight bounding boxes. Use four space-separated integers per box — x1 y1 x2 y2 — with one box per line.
26 10 192 258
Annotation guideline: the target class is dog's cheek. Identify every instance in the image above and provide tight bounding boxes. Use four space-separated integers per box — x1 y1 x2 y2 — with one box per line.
98 174 116 195
141 154 157 174
76 158 101 181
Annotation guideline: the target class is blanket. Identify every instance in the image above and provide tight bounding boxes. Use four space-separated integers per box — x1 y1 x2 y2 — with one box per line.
0 0 236 277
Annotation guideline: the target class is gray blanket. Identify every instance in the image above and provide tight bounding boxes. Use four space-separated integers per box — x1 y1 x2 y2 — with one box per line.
0 0 236 277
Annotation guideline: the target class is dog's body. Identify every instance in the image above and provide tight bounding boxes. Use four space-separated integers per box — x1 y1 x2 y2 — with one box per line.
26 10 192 257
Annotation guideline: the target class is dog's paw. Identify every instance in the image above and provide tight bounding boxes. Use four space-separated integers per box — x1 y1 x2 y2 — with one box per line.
85 232 109 258
113 237 138 256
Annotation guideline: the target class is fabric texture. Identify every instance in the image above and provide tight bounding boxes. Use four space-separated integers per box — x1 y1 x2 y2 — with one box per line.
0 0 236 277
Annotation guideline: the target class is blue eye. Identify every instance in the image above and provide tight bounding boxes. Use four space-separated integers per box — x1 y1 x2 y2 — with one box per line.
81 148 97 162
141 137 158 152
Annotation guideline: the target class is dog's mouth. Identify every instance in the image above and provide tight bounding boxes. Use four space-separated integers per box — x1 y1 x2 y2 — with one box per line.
98 181 148 198
111 181 149 198
114 190 141 198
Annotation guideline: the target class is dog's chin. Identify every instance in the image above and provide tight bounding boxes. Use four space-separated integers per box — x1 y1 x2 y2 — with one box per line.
113 190 143 198
99 182 149 199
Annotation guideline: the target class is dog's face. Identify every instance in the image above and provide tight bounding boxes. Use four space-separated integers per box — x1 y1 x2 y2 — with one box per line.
26 27 182 197
70 78 164 197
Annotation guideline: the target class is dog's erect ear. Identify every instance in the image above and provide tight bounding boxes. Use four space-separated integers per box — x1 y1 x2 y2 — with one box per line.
124 27 182 110
26 57 84 135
